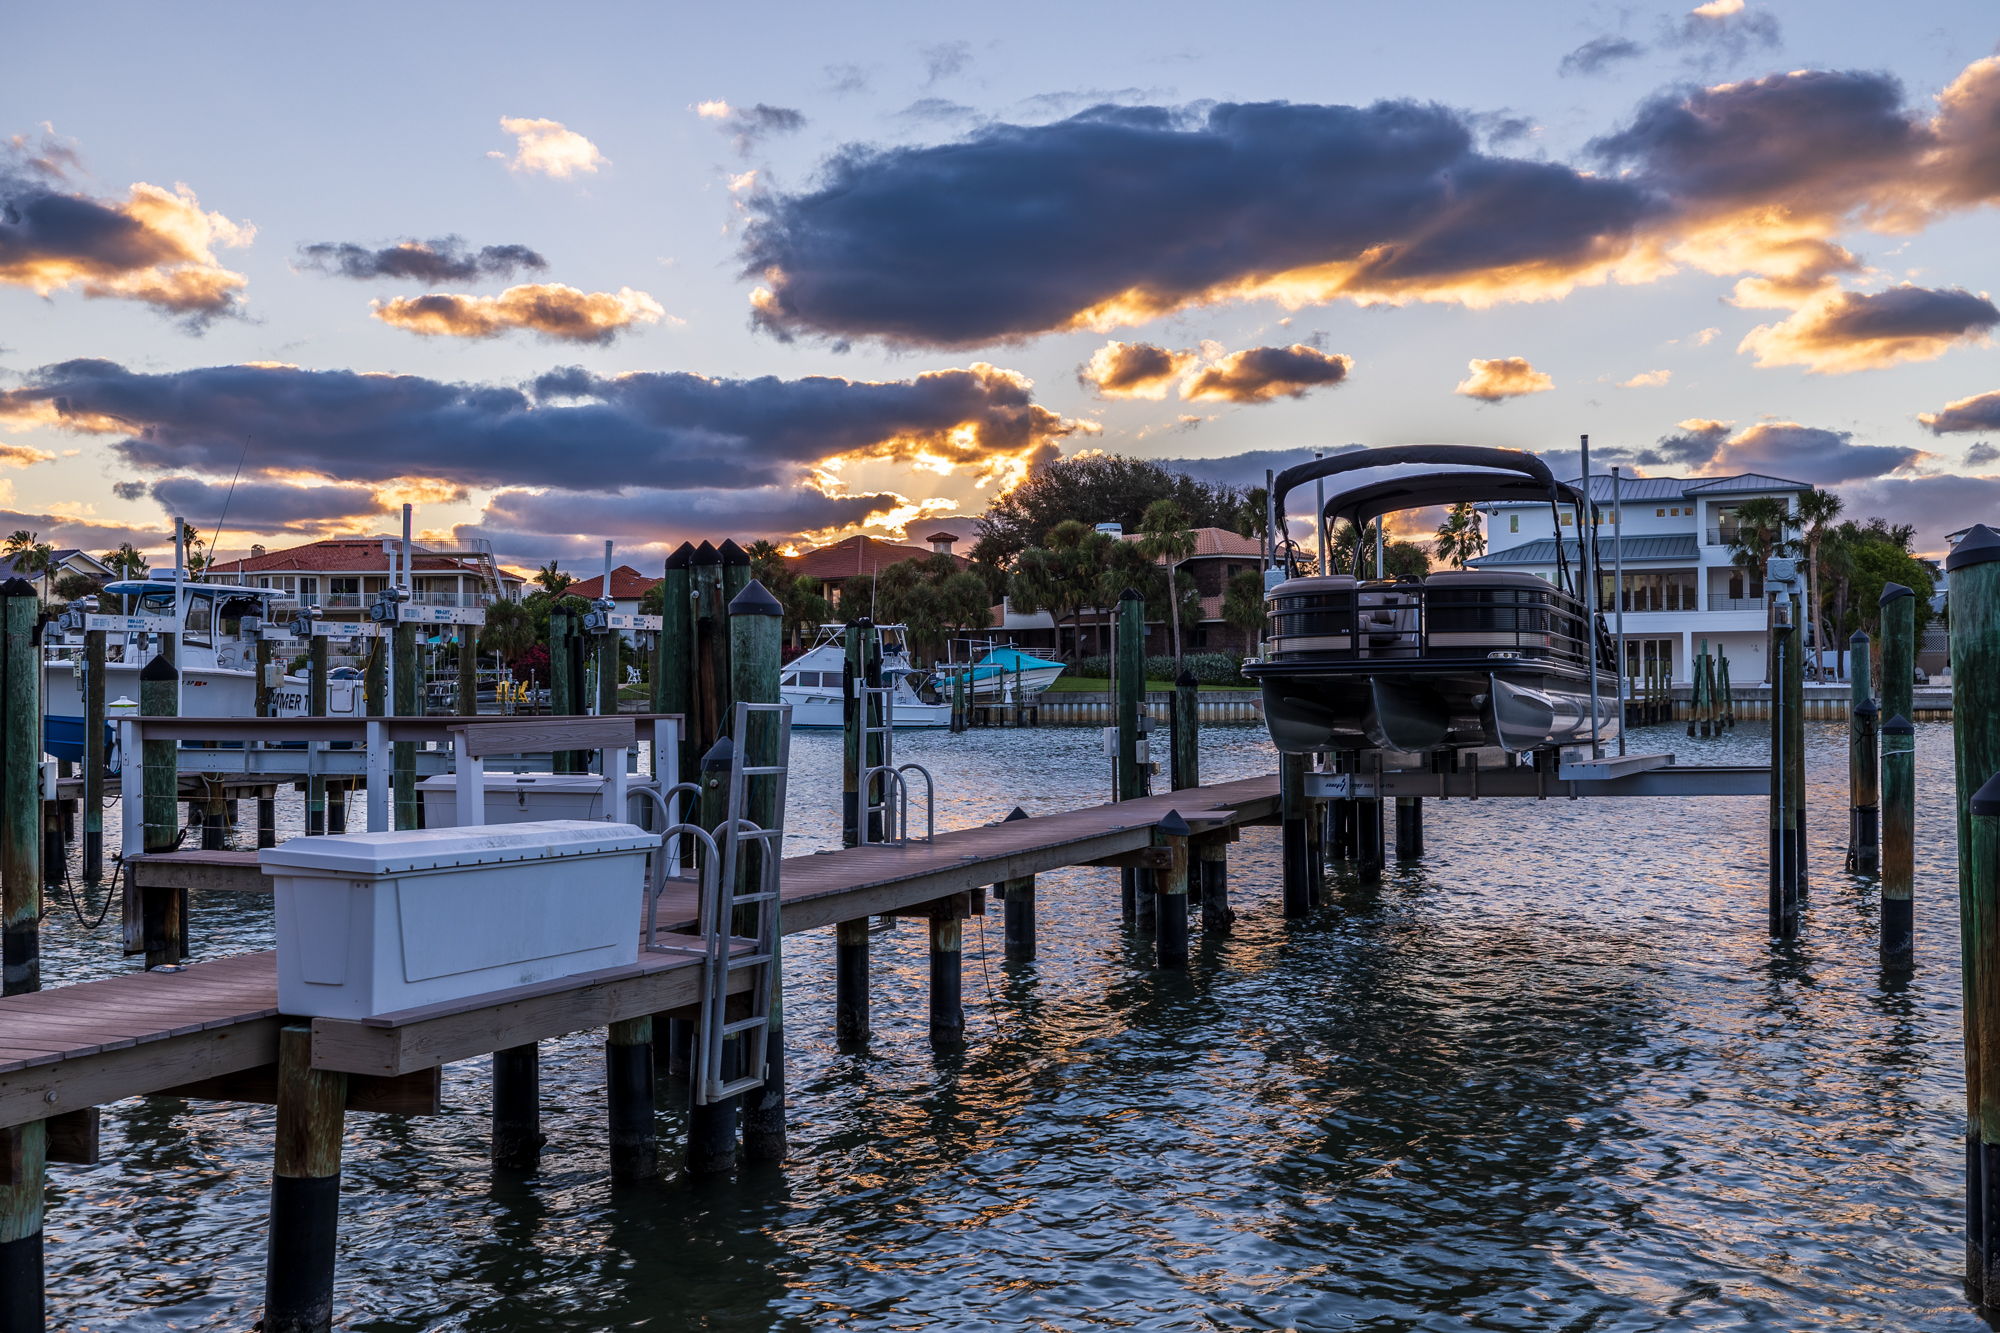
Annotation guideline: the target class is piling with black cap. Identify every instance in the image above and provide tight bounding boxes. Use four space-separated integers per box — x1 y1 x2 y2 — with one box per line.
1848 631 1879 875
1949 525 2000 1301
841 618 883 847
1880 714 1915 960
652 544 695 782
999 807 1036 962
929 896 966 1045
139 654 185 967
1 579 40 997
1155 811 1191 969
262 1024 349 1333
1171 670 1200 792
731 578 788 1164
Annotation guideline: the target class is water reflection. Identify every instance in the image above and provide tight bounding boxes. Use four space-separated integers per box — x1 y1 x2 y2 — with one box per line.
31 721 1991 1330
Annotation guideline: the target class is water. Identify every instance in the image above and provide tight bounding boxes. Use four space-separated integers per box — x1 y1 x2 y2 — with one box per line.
35 720 1985 1330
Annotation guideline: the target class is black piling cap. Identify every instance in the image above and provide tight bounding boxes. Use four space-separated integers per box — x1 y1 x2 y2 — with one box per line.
139 653 179 681
1882 712 1914 735
1158 809 1191 838
0 577 34 599
1003 806 1029 822
1849 628 1870 644
692 541 720 565
664 543 694 570
718 539 750 567
850 615 874 629
699 734 736 771
1118 586 1143 603
1948 523 2000 572
1973 771 2000 818
728 578 782 617
1176 668 1198 688
1855 698 1879 718
1879 581 1914 607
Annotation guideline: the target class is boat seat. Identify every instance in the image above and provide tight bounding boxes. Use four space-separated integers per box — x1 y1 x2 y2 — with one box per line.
1274 575 1358 594
1422 570 1552 590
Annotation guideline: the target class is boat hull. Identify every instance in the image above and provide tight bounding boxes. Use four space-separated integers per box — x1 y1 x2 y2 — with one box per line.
1256 663 1619 755
780 690 953 729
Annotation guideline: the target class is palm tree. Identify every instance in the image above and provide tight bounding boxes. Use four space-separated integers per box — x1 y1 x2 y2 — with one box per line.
533 560 573 595
1432 502 1486 569
1137 498 1198 662
101 543 148 580
3 530 56 597
1010 520 1109 657
1794 487 1845 668
478 598 536 665
1223 568 1267 656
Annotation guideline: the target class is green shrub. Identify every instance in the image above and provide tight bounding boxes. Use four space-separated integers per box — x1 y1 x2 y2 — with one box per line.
1063 652 1246 686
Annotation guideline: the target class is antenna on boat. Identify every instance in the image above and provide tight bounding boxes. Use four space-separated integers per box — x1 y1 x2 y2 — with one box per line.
206 435 252 583
1612 465 1628 756
172 514 187 714
1579 434 1601 758
1313 450 1328 577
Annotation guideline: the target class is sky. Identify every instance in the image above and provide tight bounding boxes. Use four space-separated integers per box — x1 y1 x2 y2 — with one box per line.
1 0 1996 571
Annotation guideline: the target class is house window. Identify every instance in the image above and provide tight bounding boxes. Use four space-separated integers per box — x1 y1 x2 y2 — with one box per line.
1614 569 1698 611
1657 508 1666 517
1559 513 1574 526
1508 514 1519 533
297 577 318 598
331 577 360 600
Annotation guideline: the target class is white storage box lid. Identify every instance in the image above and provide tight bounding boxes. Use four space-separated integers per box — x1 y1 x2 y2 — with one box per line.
259 820 657 877
415 773 655 794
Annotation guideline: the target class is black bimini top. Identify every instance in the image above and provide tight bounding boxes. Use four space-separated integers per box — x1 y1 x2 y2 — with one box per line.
1270 445 1561 535
1321 471 1588 532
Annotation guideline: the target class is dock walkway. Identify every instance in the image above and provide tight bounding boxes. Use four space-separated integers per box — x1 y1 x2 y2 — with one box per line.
0 774 1277 1126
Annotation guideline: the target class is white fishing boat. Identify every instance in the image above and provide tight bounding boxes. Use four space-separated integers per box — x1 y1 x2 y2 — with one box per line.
41 577 370 760
781 623 951 729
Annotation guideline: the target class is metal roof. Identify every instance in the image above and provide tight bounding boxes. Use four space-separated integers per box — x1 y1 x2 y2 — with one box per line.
1486 472 1809 505
1468 533 1700 566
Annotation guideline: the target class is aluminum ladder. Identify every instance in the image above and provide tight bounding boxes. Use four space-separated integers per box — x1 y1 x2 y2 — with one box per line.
853 680 934 846
695 699 793 1106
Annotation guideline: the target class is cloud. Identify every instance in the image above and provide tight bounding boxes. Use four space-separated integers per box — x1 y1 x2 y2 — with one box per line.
743 58 2000 350
142 477 390 532
296 236 546 283
0 443 53 467
1454 357 1553 403
1738 284 1998 373
1077 341 1193 399
897 98 980 125
1639 416 1921 481
1966 442 2000 468
1669 0 1780 65
0 503 155 551
370 284 667 343
1618 368 1672 387
699 102 808 154
0 139 251 323
1637 417 1732 467
490 117 606 178
923 41 971 86
1922 389 2000 435
469 483 906 560
825 64 870 96
0 358 1086 498
1692 326 1720 345
1182 344 1352 403
1834 474 2000 553
1560 37 1645 78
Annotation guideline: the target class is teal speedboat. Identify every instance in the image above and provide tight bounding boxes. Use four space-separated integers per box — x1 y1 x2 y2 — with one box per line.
948 646 1065 700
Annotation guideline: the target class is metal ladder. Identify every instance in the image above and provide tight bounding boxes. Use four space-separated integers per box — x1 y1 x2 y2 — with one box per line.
854 681 934 845
697 700 793 1106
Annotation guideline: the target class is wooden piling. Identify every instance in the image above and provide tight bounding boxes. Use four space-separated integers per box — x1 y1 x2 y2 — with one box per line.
0 1117 45 1333
929 899 965 1045
1197 835 1230 932
1768 619 1801 937
548 606 578 775
1171 670 1200 792
834 918 870 1047
1395 797 1424 860
1785 597 1807 898
998 806 1034 961
1849 631 1879 875
490 1043 543 1172
1280 751 1310 918
1354 796 1384 886
82 626 106 884
1 581 38 999
1881 714 1914 961
262 1024 348 1333
140 655 184 968
730 578 786 1165
1948 528 2000 1302
457 629 477 719
1881 583 1915 745
652 545 694 783
596 619 619 719
1155 812 1191 969
604 1016 657 1183
841 619 883 847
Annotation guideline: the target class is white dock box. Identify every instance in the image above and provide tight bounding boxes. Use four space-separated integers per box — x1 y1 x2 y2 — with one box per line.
417 772 661 830
262 820 656 1020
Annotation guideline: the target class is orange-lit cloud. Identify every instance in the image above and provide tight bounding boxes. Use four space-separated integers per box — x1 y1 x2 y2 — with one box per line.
1921 390 2000 435
1455 357 1554 402
0 443 54 468
1618 369 1672 387
371 283 667 343
1077 341 1194 399
1738 283 1998 373
490 117 606 178
1182 344 1352 403
0 152 251 322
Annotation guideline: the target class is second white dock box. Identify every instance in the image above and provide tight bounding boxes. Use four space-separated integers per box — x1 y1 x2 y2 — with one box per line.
262 820 656 1020
416 772 661 830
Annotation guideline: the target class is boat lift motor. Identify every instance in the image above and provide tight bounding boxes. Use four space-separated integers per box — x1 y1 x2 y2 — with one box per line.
368 584 410 624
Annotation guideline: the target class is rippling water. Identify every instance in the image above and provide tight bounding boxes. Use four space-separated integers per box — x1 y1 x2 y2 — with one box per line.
36 719 1985 1330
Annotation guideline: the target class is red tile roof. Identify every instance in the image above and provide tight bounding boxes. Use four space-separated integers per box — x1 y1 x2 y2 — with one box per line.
209 537 506 579
786 534 962 580
1120 527 1265 559
562 565 660 601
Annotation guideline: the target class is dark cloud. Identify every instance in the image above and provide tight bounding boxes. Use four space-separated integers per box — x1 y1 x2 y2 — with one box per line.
896 98 980 125
1714 421 1921 483
296 236 546 283
714 103 808 155
922 40 971 86
1666 0 1781 69
744 99 1660 346
1012 88 1168 120
1077 341 1190 398
1965 442 2000 468
1154 445 1361 491
1740 284 1999 373
1559 36 1645 78
1182 344 1352 403
0 142 249 323
472 485 904 558
0 504 155 551
1924 389 2000 435
1834 473 2000 554
143 477 390 532
1636 418 1730 468
0 358 1083 496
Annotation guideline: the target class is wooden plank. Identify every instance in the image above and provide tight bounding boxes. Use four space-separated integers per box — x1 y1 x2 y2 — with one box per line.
448 716 635 759
47 1108 100 1165
0 1018 283 1128
1084 847 1175 870
157 1065 441 1116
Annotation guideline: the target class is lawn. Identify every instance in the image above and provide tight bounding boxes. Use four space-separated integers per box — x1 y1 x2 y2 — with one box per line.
1045 675 1258 693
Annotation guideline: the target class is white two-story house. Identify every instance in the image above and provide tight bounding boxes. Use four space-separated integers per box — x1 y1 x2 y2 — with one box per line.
1467 472 1811 684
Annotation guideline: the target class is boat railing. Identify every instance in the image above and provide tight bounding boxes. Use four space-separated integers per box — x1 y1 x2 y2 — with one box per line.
1263 580 1596 670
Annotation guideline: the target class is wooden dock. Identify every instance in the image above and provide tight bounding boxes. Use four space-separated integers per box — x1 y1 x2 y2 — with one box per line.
0 774 1276 1127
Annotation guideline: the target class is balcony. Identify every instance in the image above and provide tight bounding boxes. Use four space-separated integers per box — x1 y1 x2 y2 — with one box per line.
1704 527 1742 547
1706 595 1765 612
